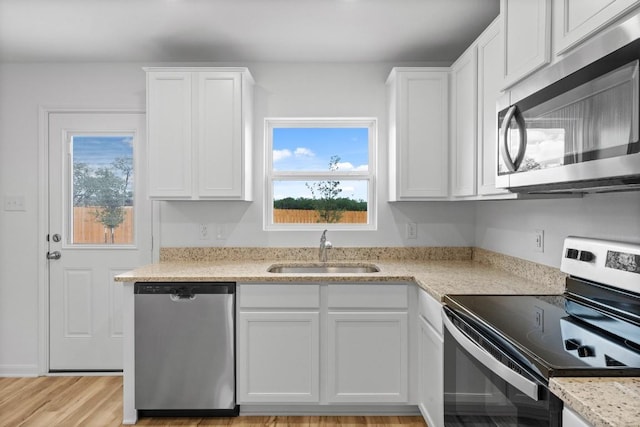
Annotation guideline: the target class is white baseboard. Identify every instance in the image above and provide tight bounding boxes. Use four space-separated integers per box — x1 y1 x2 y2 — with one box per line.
0 364 39 377
239 404 421 416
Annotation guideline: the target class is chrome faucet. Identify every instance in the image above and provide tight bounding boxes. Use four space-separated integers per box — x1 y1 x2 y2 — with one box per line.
319 229 333 262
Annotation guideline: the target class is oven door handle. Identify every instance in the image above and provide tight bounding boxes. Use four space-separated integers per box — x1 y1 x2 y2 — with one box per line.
442 308 540 401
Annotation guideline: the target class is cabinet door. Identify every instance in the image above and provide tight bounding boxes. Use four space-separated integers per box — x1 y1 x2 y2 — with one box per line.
238 311 320 403
450 47 478 197
418 316 444 427
553 0 640 54
147 71 193 198
327 312 408 403
501 0 551 88
477 19 511 197
389 70 449 199
563 406 593 427
196 72 243 198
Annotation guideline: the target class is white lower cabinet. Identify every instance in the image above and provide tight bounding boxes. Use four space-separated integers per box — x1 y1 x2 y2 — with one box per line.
327 312 408 403
238 311 320 403
417 288 444 426
563 406 593 427
418 315 443 427
237 284 321 403
237 283 411 406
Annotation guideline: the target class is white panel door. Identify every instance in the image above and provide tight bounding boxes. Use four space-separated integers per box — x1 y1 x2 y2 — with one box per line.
48 112 151 371
147 71 192 198
450 46 478 197
397 71 449 199
197 72 242 198
501 0 551 88
238 311 320 403
554 0 640 54
477 18 511 197
327 312 408 403
418 316 444 427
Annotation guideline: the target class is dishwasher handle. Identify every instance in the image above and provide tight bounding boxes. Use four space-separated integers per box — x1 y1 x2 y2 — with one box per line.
134 282 236 295
170 293 196 302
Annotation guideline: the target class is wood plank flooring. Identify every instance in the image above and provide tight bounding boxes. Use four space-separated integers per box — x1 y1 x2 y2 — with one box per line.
0 377 427 427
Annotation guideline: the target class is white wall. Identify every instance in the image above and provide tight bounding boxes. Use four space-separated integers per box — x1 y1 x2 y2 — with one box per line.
0 62 474 374
475 192 640 269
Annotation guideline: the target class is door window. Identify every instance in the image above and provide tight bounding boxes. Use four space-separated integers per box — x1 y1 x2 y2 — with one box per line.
70 135 134 245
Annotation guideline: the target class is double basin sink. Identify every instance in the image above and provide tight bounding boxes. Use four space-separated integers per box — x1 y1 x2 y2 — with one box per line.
267 263 380 274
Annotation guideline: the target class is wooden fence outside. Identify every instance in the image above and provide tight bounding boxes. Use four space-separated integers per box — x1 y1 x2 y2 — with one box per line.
273 209 367 224
73 206 133 244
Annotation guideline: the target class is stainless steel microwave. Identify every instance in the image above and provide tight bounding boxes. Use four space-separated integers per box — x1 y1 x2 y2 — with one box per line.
496 38 640 194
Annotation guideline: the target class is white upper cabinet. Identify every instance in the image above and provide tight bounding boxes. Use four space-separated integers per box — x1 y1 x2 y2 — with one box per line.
450 46 478 197
553 0 640 55
146 67 253 200
477 18 512 197
147 71 193 198
501 0 551 88
387 68 449 200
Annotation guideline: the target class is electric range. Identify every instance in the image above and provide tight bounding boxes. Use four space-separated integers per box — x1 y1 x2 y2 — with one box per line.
442 237 640 426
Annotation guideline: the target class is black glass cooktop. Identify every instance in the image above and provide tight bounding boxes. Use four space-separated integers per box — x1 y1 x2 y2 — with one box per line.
444 294 640 381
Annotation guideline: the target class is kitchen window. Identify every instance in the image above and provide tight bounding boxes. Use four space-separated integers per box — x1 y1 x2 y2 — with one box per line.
264 118 376 230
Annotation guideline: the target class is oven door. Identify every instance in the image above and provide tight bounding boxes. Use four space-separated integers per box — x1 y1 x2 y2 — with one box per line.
443 306 562 426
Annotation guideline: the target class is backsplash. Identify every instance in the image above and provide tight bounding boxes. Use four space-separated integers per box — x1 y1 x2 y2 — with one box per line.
159 246 473 262
472 247 567 289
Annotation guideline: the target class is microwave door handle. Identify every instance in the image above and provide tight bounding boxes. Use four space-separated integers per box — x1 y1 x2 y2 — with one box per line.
442 308 540 401
499 105 528 172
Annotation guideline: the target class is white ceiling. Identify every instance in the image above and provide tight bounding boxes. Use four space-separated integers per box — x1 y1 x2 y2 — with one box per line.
0 0 499 63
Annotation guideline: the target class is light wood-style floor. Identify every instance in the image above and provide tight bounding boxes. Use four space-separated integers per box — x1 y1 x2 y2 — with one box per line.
0 376 427 427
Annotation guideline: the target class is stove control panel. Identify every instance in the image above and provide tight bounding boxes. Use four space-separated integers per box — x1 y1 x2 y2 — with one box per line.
561 237 640 296
561 317 640 367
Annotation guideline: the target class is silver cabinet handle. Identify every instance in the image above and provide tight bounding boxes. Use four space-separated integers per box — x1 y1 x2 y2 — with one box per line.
499 105 527 172
442 307 540 401
46 251 61 260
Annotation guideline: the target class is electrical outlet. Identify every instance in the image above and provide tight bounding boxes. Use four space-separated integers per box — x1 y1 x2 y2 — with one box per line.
407 222 417 239
197 223 210 240
216 224 227 240
534 229 544 253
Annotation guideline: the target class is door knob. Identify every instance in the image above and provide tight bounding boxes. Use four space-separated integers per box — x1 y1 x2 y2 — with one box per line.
47 251 62 260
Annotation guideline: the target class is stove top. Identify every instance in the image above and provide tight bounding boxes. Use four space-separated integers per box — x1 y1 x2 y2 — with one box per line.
444 294 640 381
444 236 640 381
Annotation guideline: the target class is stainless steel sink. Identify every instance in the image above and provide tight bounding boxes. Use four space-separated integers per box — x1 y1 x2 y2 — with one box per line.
267 264 380 274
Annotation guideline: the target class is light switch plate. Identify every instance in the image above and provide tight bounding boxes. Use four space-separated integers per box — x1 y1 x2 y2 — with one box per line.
4 195 25 211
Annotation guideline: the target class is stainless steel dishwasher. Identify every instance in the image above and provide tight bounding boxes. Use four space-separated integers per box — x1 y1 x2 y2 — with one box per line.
134 282 238 417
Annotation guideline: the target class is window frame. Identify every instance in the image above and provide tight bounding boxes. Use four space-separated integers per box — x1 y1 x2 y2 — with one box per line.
264 117 377 231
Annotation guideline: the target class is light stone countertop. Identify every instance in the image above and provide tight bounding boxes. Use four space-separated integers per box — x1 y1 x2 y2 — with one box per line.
114 248 638 426
550 377 640 427
114 259 564 301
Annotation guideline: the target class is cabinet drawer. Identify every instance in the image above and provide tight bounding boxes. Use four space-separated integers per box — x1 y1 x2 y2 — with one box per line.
239 284 320 308
328 284 408 309
418 288 443 335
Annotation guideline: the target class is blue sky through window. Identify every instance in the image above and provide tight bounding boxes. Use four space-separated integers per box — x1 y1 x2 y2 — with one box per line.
73 135 133 170
272 127 369 201
273 128 368 172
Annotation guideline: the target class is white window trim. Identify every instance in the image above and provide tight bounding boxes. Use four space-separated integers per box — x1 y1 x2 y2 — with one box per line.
264 117 377 231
